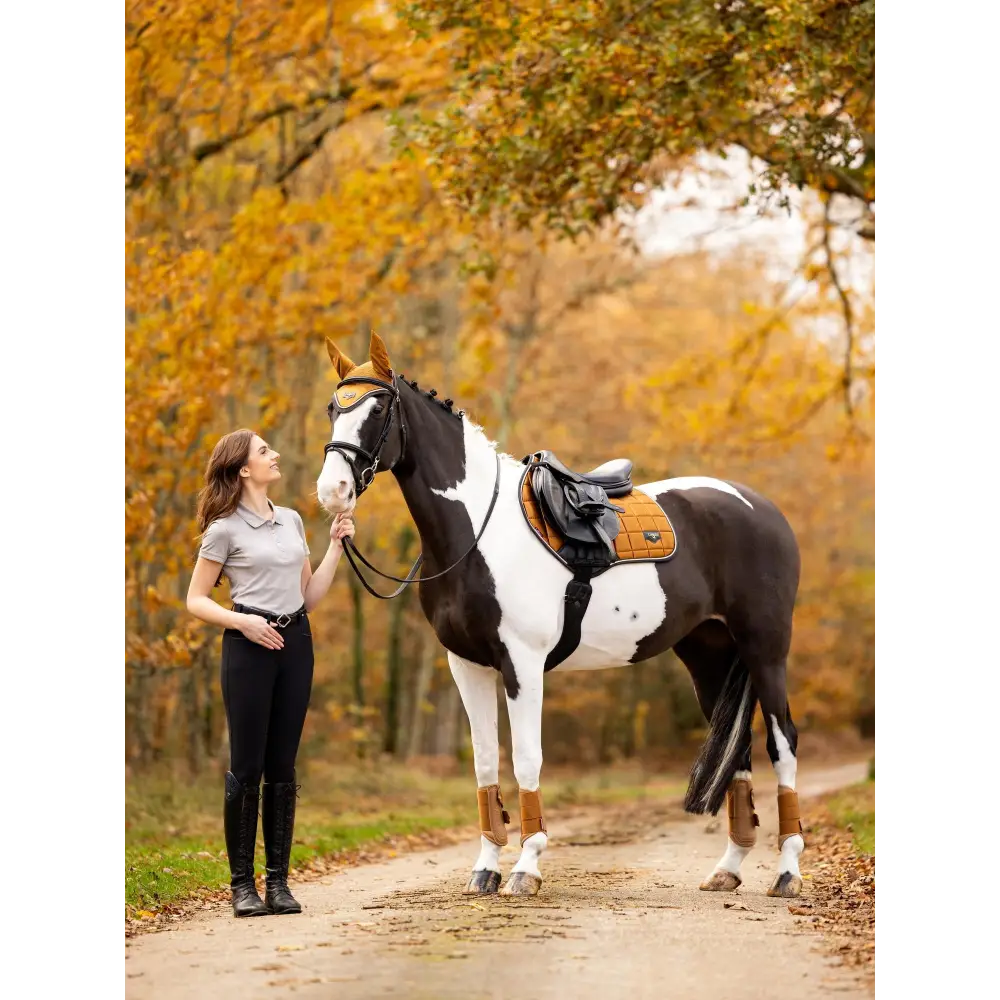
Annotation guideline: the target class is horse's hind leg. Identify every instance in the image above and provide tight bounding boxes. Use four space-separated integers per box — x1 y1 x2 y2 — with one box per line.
448 652 509 895
728 622 805 898
675 620 759 892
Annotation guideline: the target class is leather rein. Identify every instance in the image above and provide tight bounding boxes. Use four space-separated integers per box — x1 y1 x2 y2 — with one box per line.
324 374 501 600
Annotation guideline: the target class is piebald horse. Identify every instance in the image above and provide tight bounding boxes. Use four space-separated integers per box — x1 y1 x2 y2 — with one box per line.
316 332 805 898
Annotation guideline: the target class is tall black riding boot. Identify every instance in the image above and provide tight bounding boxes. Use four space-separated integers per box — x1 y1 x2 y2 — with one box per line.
223 772 268 918
262 778 302 915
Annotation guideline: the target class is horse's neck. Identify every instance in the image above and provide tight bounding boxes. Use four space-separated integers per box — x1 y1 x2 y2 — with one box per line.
392 400 505 570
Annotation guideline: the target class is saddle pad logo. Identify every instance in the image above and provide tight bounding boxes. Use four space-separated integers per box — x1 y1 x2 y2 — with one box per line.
643 531 661 542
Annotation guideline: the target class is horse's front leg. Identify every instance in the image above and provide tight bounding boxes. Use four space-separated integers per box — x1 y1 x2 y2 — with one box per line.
448 652 509 895
498 639 547 897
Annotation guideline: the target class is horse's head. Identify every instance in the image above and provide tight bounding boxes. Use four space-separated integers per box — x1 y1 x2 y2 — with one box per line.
316 330 405 514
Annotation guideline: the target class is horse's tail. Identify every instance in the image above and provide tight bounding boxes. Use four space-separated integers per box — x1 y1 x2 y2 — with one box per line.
683 655 756 815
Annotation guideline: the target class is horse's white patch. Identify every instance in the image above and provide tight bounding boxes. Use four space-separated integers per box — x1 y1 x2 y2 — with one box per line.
640 476 753 509
770 713 797 788
473 836 502 875
556 564 667 669
715 838 752 876
769 713 803 875
448 653 500 787
432 420 670 670
316 397 378 509
510 832 547 877
778 833 805 876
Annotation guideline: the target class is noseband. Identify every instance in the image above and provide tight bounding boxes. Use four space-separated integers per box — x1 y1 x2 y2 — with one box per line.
324 375 403 497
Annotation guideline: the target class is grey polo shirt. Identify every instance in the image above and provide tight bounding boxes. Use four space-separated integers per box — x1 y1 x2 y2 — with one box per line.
199 501 310 615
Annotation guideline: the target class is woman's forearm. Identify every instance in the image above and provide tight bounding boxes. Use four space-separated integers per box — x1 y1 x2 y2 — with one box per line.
304 542 344 612
188 594 246 630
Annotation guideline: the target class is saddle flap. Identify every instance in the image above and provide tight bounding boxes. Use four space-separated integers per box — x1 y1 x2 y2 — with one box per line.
531 465 620 550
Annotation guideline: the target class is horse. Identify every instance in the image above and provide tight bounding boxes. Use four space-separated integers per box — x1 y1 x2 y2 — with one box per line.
316 331 805 899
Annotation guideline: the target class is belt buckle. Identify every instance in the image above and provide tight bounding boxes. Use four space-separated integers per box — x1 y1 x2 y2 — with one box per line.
274 613 292 628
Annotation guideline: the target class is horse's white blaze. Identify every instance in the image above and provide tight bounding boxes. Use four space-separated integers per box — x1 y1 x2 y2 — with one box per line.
640 476 754 509
316 397 378 509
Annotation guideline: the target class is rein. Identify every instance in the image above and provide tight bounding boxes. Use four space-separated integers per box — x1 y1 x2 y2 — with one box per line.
324 375 502 600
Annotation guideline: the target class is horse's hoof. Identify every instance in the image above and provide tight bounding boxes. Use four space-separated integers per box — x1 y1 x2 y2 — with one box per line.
463 869 501 895
499 872 542 897
699 870 742 892
766 872 803 898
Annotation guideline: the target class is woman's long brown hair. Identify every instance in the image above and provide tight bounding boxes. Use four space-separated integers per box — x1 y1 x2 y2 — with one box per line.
195 429 255 534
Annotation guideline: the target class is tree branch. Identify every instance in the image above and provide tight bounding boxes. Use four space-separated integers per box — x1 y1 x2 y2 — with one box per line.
191 88 346 163
822 196 856 417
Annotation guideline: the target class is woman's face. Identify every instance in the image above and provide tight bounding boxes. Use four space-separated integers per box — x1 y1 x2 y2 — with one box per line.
241 435 281 486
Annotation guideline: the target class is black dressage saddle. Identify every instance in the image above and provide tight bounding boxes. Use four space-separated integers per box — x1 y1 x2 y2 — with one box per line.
526 451 633 563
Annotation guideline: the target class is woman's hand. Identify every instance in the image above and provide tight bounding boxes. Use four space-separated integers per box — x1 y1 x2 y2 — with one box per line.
331 512 356 548
238 614 284 650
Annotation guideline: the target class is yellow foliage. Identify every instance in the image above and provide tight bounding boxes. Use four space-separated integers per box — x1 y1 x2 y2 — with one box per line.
126 2 873 766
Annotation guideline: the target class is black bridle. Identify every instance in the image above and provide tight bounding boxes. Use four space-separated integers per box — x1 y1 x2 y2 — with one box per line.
324 375 403 497
323 374 501 599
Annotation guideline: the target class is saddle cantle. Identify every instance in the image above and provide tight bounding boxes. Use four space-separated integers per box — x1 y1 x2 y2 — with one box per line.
519 452 677 672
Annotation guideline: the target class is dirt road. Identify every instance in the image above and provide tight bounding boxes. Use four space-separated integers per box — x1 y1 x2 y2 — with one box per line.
125 762 869 999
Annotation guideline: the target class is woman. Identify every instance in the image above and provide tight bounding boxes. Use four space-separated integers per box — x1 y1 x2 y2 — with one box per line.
186 429 354 917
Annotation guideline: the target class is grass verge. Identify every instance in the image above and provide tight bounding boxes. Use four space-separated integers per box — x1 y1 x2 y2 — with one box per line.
824 778 875 855
126 758 685 924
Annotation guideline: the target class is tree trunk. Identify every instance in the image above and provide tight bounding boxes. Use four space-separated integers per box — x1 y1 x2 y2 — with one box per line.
406 631 436 760
436 684 460 756
184 665 200 774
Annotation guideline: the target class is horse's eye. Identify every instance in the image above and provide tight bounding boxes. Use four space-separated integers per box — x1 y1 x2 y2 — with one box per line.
326 401 334 417
373 404 384 415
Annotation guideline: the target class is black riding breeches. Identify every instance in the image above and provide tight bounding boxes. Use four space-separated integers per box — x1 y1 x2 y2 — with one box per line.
221 615 314 786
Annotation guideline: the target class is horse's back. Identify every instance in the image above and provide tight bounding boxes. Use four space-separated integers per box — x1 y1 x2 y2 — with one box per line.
640 475 800 604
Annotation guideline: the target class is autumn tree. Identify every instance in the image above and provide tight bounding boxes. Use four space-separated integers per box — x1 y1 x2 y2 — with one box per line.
125 0 873 772
404 0 875 240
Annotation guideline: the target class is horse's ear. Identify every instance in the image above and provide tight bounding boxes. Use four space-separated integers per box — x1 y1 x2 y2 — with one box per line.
368 330 393 382
326 338 356 380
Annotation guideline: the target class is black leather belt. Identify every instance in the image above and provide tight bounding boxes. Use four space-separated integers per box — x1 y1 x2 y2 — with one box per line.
232 603 307 628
